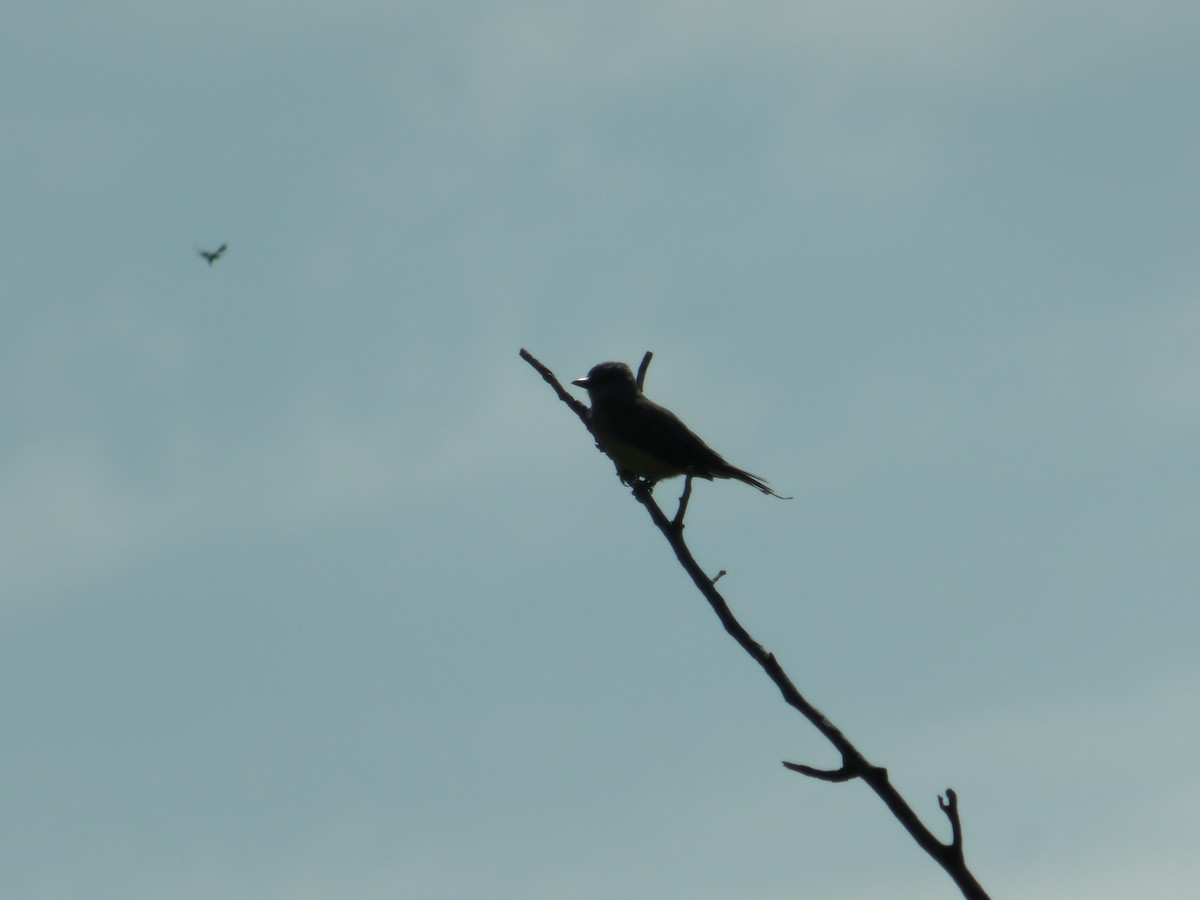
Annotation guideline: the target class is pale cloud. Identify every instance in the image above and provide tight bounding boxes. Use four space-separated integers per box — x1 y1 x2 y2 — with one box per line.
1116 292 1200 433
802 291 1200 495
1000 294 1200 449
921 669 1200 894
0 439 150 608
0 414 395 610
1003 855 1200 900
3 290 194 419
4 3 1197 898
0 361 569 613
448 0 1141 130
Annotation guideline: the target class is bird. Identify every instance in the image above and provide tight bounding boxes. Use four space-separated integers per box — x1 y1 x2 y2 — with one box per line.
197 243 228 265
571 361 789 498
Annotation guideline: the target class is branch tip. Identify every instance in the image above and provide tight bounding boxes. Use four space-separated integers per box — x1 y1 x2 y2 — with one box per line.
782 761 860 782
519 348 592 430
938 788 965 857
635 351 653 391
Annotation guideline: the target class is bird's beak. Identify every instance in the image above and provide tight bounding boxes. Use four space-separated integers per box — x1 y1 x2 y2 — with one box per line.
571 376 590 388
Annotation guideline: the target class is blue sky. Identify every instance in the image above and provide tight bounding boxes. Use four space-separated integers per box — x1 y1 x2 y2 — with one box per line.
3 2 1198 897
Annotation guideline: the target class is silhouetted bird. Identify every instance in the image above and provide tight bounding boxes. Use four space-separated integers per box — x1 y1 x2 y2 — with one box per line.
198 243 228 265
571 361 789 498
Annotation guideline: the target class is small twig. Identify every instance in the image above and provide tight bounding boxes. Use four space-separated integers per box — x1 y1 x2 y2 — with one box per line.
672 471 695 528
711 569 727 585
635 351 653 392
939 789 965 861
781 761 859 782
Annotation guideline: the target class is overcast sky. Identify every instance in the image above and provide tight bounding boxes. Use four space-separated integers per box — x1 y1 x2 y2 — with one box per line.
3 2 1199 897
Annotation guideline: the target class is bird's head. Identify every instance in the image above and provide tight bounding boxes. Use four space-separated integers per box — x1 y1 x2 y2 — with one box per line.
571 361 639 404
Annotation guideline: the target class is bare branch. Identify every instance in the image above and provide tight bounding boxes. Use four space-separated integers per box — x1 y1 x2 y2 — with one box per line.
521 349 991 900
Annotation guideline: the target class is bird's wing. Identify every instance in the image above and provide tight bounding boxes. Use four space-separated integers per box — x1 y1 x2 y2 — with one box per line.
606 397 729 476
603 395 787 495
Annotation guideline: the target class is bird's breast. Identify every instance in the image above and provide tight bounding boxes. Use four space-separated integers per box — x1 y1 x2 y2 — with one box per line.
590 413 686 480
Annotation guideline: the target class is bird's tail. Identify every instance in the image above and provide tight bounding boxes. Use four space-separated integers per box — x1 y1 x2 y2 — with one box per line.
723 465 792 500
